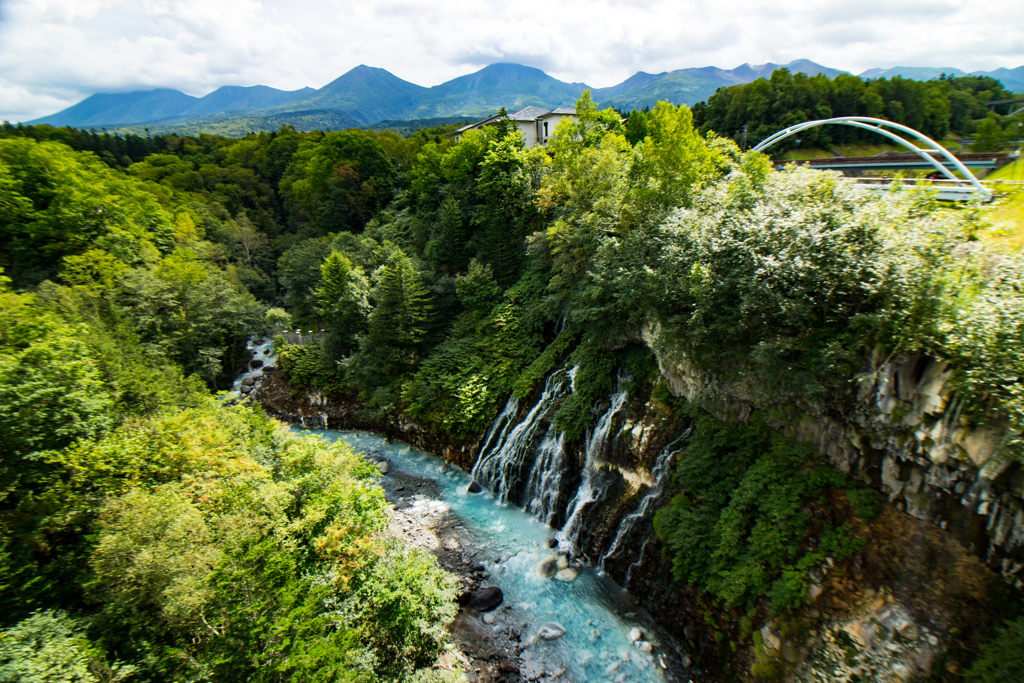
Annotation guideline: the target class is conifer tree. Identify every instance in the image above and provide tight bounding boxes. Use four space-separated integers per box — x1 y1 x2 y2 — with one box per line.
314 250 369 354
357 242 432 382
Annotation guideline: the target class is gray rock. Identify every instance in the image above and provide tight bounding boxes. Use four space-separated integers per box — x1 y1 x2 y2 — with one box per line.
250 359 263 370
808 583 824 600
761 624 782 651
781 642 801 664
240 385 252 394
377 460 391 475
482 613 495 624
470 586 503 611
537 623 567 641
546 538 558 548
557 555 569 570
638 641 653 654
468 481 483 494
241 376 256 386
554 568 577 582
629 627 643 643
537 556 559 578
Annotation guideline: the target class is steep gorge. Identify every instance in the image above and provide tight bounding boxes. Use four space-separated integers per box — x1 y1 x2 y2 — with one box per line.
252 329 1021 682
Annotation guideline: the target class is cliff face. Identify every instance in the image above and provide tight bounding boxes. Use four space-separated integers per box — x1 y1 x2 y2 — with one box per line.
254 367 482 470
646 325 1023 589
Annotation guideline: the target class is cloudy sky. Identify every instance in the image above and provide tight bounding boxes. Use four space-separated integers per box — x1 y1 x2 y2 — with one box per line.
1 0 1022 122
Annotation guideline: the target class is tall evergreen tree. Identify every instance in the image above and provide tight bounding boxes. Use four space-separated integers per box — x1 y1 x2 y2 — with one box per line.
356 242 432 383
315 250 369 354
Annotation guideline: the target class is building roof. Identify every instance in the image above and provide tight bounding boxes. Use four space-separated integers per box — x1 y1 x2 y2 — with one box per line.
451 106 578 137
507 106 552 121
537 107 576 118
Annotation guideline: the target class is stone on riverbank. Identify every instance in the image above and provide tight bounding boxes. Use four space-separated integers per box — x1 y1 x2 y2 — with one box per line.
538 623 567 641
470 586 504 611
377 460 391 475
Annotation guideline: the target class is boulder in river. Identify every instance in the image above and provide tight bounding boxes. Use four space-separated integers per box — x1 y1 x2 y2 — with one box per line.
629 627 643 643
250 359 263 370
546 538 558 548
467 480 483 494
554 569 577 582
241 376 255 386
556 555 569 570
469 586 504 611
377 460 391 475
536 556 559 578
240 385 252 394
537 623 567 641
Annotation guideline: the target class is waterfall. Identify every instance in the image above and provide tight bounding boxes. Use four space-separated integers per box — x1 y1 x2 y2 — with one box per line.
471 367 575 505
557 390 628 556
230 336 279 393
524 425 567 525
477 395 519 461
599 426 691 573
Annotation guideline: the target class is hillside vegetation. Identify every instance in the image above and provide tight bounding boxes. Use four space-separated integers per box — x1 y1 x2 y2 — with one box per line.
693 70 1021 154
3 83 1024 680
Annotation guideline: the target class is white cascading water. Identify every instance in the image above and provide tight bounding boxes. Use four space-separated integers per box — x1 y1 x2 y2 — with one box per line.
476 394 519 461
557 389 629 556
230 336 278 393
598 427 690 573
523 425 567 525
470 367 575 505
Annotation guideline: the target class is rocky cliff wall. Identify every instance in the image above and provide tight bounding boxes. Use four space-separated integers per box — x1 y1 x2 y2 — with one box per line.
644 325 1024 590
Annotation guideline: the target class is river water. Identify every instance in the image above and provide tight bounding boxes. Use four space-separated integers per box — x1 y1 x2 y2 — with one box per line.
302 428 675 683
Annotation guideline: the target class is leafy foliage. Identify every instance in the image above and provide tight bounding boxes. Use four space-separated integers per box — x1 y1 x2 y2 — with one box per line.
654 415 867 614
0 610 134 683
693 70 1015 153
967 616 1024 682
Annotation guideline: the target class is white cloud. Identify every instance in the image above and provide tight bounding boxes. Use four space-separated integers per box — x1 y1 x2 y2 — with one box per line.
0 0 1021 122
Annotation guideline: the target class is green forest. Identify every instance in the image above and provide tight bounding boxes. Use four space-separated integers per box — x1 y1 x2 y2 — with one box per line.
689 70 1021 153
2 70 1024 681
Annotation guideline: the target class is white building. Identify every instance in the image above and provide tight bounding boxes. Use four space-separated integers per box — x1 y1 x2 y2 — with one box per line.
452 106 577 147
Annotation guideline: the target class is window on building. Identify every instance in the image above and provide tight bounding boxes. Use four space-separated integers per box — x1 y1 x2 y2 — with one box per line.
544 121 549 138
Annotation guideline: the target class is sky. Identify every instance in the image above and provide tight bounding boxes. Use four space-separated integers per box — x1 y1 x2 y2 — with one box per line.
1 0 1022 122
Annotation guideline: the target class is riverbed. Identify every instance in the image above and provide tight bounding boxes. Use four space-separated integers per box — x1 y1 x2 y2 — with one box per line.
303 428 681 683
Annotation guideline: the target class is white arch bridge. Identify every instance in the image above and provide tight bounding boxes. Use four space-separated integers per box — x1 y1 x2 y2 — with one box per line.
753 116 994 202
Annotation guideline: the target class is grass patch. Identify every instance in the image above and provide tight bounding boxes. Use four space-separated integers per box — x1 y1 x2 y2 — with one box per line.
980 159 1024 249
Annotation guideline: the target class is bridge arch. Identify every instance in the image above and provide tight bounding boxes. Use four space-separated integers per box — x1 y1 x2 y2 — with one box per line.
752 116 991 200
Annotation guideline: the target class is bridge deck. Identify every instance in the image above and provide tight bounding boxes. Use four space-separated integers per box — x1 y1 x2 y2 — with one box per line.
775 152 1009 172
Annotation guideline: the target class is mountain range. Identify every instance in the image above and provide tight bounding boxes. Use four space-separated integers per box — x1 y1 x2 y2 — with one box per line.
27 61 1024 135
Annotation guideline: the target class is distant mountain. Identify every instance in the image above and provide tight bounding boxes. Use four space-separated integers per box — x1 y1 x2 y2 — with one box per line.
859 66 966 80
974 66 1024 93
597 60 847 111
591 72 666 102
277 66 428 125
405 63 587 119
857 65 1024 92
31 89 197 127
29 58 1024 136
731 59 848 81
104 108 365 138
180 85 315 116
